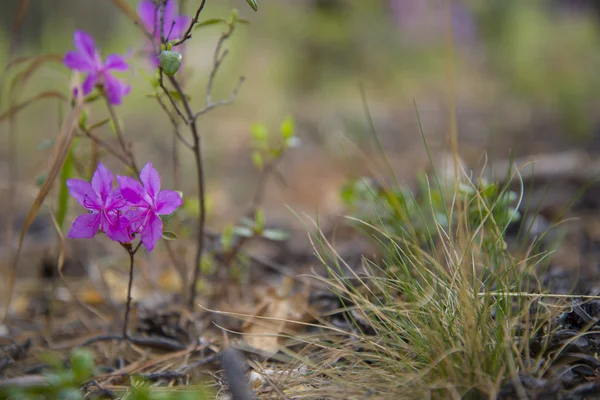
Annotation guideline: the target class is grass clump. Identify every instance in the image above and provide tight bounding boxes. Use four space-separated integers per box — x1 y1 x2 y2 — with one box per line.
290 162 562 399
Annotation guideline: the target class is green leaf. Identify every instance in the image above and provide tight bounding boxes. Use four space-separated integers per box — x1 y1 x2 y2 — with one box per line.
262 228 290 241
233 226 254 238
246 0 258 11
183 197 200 216
78 109 88 128
194 18 227 29
254 208 265 234
159 211 177 223
70 349 95 383
168 90 191 102
222 225 234 250
280 116 294 141
251 123 268 142
252 150 264 171
83 92 102 104
162 231 177 241
140 69 160 89
237 18 250 24
57 144 76 230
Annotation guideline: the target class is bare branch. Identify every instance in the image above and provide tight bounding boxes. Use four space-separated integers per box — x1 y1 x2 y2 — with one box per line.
173 0 208 46
192 76 245 120
155 93 194 149
158 72 189 123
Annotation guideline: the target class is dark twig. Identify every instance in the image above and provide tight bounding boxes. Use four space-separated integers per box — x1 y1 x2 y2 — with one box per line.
122 241 142 339
137 371 186 381
85 380 117 399
158 72 188 123
173 0 208 46
155 94 193 149
178 352 218 372
77 333 185 351
154 14 246 310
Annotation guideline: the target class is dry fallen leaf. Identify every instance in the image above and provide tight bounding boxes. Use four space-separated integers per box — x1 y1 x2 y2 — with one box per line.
241 276 314 356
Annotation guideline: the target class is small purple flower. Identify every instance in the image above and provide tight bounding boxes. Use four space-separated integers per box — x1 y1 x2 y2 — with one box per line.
117 162 182 252
67 163 131 242
63 30 131 105
137 0 190 67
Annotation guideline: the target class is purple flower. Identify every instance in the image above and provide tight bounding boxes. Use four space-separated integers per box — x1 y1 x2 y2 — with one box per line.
67 163 132 242
137 0 190 67
117 162 182 252
63 30 131 105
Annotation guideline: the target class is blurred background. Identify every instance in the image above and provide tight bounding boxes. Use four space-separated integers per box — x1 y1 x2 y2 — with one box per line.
1 0 600 236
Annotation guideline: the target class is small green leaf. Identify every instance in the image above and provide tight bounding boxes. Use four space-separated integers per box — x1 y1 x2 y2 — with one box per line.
159 211 177 223
230 8 240 23
57 146 76 230
83 92 102 104
222 225 234 250
140 69 160 88
233 226 254 238
280 116 294 141
70 349 95 383
246 0 258 11
251 123 268 142
194 18 227 29
237 18 250 24
168 90 191 102
160 50 183 76
262 228 290 241
37 139 55 150
254 208 265 234
252 151 264 170
78 110 88 128
162 231 178 240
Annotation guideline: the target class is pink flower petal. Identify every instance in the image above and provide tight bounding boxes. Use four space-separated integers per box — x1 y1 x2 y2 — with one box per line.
103 73 130 105
91 162 114 202
102 213 132 242
137 0 158 34
117 175 147 206
140 162 161 200
73 30 98 67
64 51 95 72
106 188 127 210
67 179 100 209
163 0 177 35
68 212 101 238
156 190 182 215
104 54 129 72
81 73 99 96
170 15 190 41
140 212 162 252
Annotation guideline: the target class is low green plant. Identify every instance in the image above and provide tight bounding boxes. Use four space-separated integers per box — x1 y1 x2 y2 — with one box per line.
0 349 213 400
1 349 94 400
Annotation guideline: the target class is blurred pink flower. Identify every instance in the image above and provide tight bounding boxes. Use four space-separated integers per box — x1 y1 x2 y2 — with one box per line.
137 0 190 67
63 30 131 105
